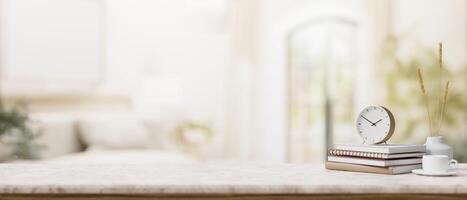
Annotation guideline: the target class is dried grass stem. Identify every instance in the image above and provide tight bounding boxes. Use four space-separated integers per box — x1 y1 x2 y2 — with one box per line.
417 67 434 137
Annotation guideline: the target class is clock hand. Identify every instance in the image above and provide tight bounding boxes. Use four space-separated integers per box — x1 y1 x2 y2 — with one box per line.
374 119 382 125
371 119 383 126
361 115 376 126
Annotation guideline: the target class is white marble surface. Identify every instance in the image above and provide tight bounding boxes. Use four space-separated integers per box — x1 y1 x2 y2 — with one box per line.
0 162 466 195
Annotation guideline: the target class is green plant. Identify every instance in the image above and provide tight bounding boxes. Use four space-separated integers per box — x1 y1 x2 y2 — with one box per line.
175 121 213 146
0 101 41 160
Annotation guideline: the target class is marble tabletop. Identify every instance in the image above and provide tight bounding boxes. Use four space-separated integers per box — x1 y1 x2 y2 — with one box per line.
0 162 466 195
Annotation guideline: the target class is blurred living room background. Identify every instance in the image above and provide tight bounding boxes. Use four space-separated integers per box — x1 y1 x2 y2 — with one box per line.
0 0 465 164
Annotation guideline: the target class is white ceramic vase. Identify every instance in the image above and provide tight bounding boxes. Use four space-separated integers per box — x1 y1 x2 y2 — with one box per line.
424 136 453 160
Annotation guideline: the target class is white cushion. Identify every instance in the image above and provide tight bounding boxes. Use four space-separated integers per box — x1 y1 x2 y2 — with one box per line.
30 113 82 159
78 114 149 150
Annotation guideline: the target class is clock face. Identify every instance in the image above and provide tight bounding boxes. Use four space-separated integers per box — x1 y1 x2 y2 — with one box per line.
356 106 395 144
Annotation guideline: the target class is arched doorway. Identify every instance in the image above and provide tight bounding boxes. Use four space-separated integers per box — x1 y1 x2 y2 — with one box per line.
287 18 358 163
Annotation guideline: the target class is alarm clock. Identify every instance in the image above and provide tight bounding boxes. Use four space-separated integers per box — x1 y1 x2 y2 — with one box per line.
356 106 395 144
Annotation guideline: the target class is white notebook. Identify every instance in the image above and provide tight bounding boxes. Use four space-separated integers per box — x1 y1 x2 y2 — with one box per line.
328 149 425 159
332 144 426 154
327 156 422 167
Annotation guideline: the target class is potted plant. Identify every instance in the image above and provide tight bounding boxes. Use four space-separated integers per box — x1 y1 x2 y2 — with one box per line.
0 101 41 161
379 35 466 162
416 43 454 160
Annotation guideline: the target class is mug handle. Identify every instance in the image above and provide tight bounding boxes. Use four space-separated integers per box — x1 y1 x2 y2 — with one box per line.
449 159 458 167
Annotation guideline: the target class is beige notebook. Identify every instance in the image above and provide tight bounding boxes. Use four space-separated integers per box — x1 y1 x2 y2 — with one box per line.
325 161 422 175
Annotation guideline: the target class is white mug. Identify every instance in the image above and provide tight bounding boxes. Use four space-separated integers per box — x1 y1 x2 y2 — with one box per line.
422 155 457 173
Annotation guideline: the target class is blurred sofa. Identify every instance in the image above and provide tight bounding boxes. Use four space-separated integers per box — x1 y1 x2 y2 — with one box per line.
25 112 195 164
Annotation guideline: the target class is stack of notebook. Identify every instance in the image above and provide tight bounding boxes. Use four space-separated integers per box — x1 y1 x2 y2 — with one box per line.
325 144 426 174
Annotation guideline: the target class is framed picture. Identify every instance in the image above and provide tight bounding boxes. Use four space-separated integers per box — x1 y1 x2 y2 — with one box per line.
0 0 105 96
